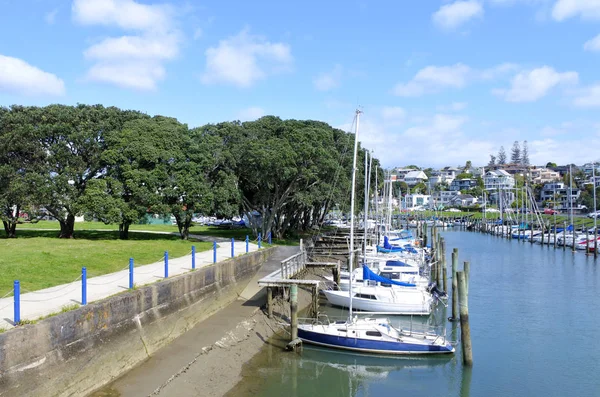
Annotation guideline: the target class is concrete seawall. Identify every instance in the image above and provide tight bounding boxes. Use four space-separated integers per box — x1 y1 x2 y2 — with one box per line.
0 248 275 397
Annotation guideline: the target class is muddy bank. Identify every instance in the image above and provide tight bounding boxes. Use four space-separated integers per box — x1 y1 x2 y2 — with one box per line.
91 267 328 397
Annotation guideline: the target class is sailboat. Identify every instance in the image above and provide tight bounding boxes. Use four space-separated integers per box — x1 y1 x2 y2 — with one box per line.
297 110 454 355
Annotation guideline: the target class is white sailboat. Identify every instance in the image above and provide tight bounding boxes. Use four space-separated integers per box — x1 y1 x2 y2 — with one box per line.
297 110 454 355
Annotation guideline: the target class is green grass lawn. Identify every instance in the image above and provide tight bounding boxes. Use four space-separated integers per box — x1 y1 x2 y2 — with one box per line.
0 222 300 296
0 230 212 297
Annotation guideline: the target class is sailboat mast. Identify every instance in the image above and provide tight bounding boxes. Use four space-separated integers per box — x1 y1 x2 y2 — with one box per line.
363 150 369 263
593 163 597 233
374 163 379 245
569 164 574 228
348 109 361 320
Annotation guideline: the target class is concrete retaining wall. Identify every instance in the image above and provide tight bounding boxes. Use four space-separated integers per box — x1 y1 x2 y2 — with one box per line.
0 248 274 397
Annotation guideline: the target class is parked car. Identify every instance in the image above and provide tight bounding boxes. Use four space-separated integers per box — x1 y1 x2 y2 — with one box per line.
447 208 461 213
544 208 559 215
588 211 600 219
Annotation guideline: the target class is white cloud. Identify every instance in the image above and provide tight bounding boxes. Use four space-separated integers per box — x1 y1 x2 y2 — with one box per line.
432 0 484 29
237 107 266 121
573 84 600 107
437 102 468 111
584 33 600 51
314 64 343 91
552 0 600 21
493 66 578 102
73 0 179 91
393 63 471 96
84 34 180 61
339 112 495 168
201 29 292 87
86 62 165 90
0 54 65 96
72 0 172 32
45 9 58 24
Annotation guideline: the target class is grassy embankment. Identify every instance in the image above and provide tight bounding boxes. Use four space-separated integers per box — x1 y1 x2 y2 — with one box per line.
0 221 298 297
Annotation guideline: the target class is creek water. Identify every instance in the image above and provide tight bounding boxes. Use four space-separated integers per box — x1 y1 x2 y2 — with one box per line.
226 230 600 397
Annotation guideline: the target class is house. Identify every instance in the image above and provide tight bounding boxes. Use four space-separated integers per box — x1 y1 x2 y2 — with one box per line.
581 163 600 176
540 182 580 209
404 170 428 186
484 170 515 191
449 178 477 192
393 168 415 181
530 168 561 184
489 163 530 175
431 191 461 207
449 194 478 207
404 194 431 208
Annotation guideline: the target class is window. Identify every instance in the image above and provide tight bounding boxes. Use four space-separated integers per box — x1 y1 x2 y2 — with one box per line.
366 331 382 337
354 293 377 300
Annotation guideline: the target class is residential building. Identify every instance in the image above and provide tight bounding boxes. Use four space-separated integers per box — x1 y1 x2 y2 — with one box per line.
530 168 561 184
449 178 477 192
484 170 515 191
489 163 530 175
581 163 600 176
540 182 580 209
449 194 478 207
404 194 430 208
431 191 460 207
404 170 428 186
393 168 415 181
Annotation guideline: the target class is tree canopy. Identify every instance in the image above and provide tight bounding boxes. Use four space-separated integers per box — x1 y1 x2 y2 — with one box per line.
0 105 371 240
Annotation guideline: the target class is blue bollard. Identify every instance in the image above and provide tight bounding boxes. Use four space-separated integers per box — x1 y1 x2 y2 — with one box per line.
258 233 262 249
231 238 235 258
213 241 217 263
14 280 20 324
246 235 249 253
82 267 87 305
129 258 134 289
164 251 169 278
192 245 196 269
268 232 272 245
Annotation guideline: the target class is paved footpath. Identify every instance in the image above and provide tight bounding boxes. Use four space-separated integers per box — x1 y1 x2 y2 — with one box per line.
0 234 260 329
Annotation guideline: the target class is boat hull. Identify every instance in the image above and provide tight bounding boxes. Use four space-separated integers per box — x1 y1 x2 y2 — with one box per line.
298 328 454 354
323 289 431 315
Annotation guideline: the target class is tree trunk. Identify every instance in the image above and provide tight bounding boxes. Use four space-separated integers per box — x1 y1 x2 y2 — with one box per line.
3 220 17 238
119 222 131 240
58 213 75 238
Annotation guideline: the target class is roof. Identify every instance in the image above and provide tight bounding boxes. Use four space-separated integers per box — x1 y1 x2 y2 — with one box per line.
404 170 428 180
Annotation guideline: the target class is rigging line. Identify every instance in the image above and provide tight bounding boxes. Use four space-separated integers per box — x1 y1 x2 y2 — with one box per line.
0 289 14 300
307 113 357 247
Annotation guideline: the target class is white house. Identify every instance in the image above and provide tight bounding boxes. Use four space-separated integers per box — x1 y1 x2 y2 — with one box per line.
404 194 431 208
484 170 515 191
404 170 428 186
530 168 560 184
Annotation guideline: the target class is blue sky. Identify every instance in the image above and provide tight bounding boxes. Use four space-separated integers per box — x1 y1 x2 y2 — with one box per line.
1 0 600 168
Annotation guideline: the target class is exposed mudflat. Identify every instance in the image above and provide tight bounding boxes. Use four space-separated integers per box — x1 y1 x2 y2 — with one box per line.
90 266 326 397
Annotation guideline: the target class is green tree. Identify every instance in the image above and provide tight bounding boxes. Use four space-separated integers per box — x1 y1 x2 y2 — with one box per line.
0 106 46 237
546 162 557 168
498 146 507 164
